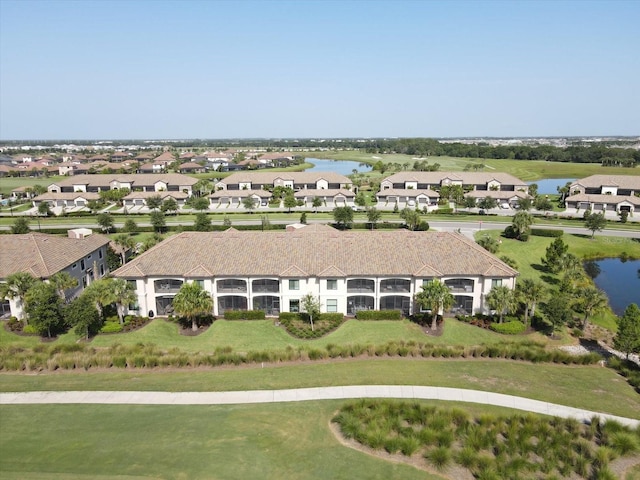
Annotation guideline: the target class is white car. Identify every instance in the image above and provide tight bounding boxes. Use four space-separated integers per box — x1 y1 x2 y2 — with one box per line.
500 203 510 209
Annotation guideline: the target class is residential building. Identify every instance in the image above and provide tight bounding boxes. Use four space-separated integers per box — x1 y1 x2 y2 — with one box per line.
113 225 517 318
0 230 111 318
566 175 640 214
46 173 198 196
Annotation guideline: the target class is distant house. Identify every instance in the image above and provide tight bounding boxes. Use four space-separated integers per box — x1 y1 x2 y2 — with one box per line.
178 162 205 174
566 175 640 214
215 171 353 191
0 230 111 319
32 191 101 209
123 190 190 208
376 188 440 211
46 173 198 196
209 189 272 209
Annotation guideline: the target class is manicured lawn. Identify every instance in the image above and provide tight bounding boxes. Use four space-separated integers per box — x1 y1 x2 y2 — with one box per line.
2 359 638 418
0 318 566 353
314 150 640 181
0 176 65 196
0 401 442 480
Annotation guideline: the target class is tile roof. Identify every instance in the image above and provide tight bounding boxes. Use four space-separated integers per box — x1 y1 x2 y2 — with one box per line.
219 171 352 186
209 189 272 199
565 193 640 206
124 191 189 200
571 175 640 189
0 233 110 279
382 171 528 186
465 190 529 200
113 226 518 279
293 188 355 198
34 192 101 201
377 188 440 198
48 173 198 188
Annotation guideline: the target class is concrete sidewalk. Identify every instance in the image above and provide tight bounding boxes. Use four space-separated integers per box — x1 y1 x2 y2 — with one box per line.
1 386 638 427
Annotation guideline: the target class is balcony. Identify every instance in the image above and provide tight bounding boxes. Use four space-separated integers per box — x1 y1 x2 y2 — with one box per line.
252 279 279 294
380 279 411 293
154 279 183 294
217 279 247 294
347 279 375 294
445 279 474 293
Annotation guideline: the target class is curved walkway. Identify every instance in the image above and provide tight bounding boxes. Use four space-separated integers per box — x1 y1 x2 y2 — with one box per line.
2 386 638 428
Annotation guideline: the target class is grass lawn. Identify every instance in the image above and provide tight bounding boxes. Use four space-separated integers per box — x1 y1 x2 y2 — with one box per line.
0 401 444 480
1 358 638 418
313 150 640 182
0 318 567 353
0 176 66 196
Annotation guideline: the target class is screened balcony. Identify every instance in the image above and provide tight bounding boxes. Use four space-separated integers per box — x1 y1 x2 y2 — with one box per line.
217 279 247 293
154 279 183 293
347 278 375 293
252 279 280 293
380 278 410 293
444 278 474 293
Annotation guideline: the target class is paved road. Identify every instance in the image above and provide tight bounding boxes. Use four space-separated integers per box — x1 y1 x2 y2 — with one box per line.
1 386 638 427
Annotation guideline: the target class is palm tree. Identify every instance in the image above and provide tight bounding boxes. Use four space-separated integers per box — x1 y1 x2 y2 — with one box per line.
415 279 454 330
113 234 136 266
486 285 516 324
0 272 38 322
511 211 533 239
84 278 115 319
49 271 78 301
172 282 213 331
516 279 546 326
109 278 138 324
576 287 608 330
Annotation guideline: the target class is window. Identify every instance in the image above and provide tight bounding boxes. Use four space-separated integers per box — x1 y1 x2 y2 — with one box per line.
289 279 300 290
422 279 433 287
195 279 205 289
491 279 502 288
99 249 103 259
80 260 85 270
326 299 338 313
99 264 104 276
327 279 338 290
289 299 300 313
72 263 77 270
87 254 92 260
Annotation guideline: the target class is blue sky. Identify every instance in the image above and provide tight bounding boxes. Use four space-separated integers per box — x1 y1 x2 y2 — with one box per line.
1 0 638 140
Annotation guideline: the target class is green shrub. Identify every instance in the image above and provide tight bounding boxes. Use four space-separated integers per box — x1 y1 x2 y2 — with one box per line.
434 207 453 214
224 310 266 320
531 228 564 237
22 325 38 335
489 320 526 335
356 310 402 320
100 322 123 334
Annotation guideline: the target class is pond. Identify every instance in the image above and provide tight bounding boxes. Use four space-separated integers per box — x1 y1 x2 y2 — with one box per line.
585 258 640 315
527 178 575 195
304 158 372 176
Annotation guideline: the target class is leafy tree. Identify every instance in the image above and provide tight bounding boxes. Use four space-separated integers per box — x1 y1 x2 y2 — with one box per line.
584 211 606 239
366 207 381 230
516 279 546 326
619 210 629 223
223 216 232 227
97 213 114 233
528 183 538 197
476 235 499 253
172 281 213 331
65 293 102 340
150 211 166 233
574 287 608 330
106 244 121 271
109 278 137 324
11 217 30 234
161 197 179 215
146 195 163 211
332 206 354 230
0 272 39 322
415 279 454 330
113 234 136 265
37 202 52 217
261 215 271 230
516 197 533 211
534 196 553 211
299 212 307 225
193 179 212 197
24 282 64 338
400 207 420 231
86 199 103 214
122 218 138 233
557 181 572 206
312 196 323 212
614 304 640 360
486 285 516 323
283 194 298 213
439 185 464 205
190 196 210 212
194 212 211 231
49 271 78 300
301 293 321 332
99 188 130 205
242 196 256 212
510 211 533 240
462 196 477 209
354 191 367 207
543 294 573 334
478 196 498 210
542 237 569 274
499 255 518 270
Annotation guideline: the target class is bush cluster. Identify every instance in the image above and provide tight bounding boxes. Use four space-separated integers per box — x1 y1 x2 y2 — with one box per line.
100 322 123 334
0 339 603 372
356 310 402 321
122 316 152 332
333 400 640 479
6 317 22 332
608 357 640 393
489 320 526 335
223 310 266 320
531 228 564 237
279 313 344 339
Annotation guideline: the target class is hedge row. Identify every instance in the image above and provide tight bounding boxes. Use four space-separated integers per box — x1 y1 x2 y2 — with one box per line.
224 310 265 320
355 310 402 321
0 340 603 371
531 228 564 237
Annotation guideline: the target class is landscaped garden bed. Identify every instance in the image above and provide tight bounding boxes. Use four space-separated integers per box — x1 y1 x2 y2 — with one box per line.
333 399 640 479
278 312 344 339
